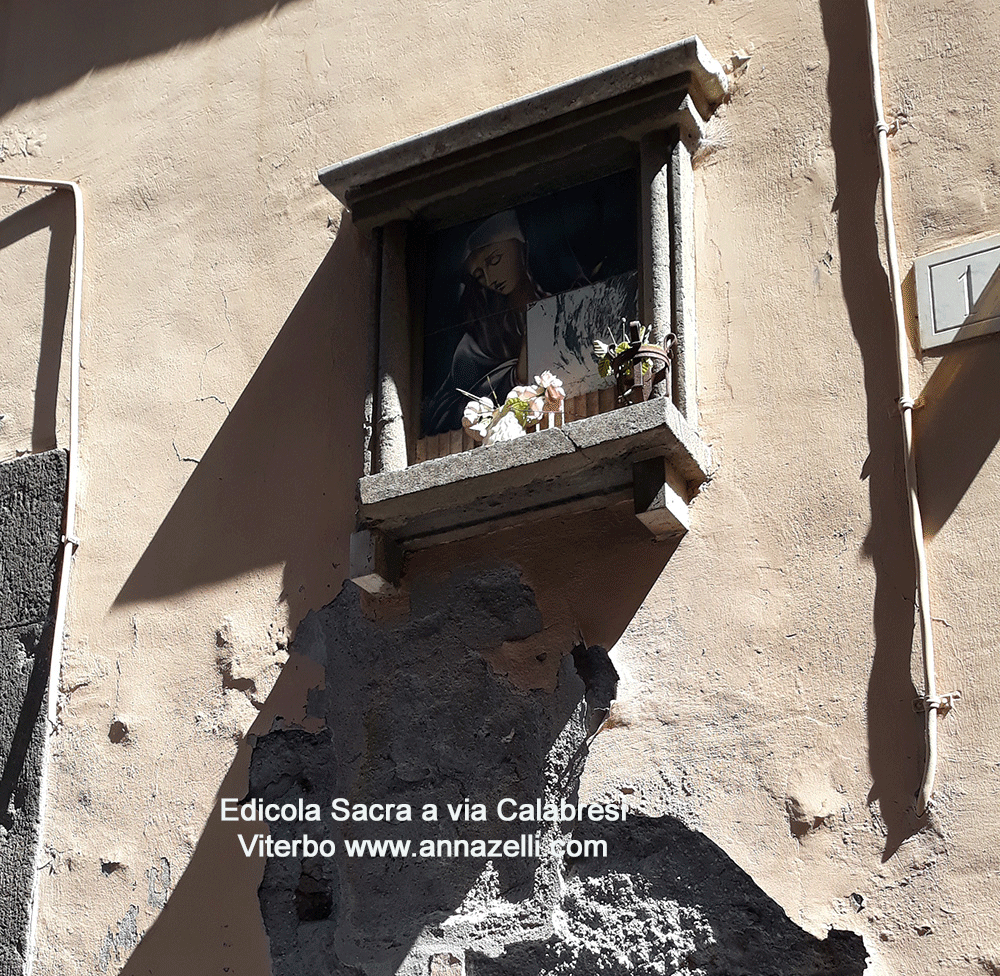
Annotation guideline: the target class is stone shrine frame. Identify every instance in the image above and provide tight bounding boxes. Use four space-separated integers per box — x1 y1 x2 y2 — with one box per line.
318 36 728 589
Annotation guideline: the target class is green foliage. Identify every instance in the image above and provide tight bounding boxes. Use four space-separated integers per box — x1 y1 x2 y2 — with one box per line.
503 396 533 426
592 319 653 378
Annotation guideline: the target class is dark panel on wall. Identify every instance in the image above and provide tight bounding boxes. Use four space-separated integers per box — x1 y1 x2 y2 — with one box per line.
0 450 67 976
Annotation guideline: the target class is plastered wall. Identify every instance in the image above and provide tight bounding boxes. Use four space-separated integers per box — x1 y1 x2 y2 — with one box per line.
2 0 1000 973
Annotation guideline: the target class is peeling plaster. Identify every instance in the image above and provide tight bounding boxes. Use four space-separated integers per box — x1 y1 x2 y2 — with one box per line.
249 570 866 976
96 906 138 973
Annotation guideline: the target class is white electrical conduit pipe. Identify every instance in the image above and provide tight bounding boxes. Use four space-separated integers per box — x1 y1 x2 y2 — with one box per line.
0 174 83 975
862 1 947 817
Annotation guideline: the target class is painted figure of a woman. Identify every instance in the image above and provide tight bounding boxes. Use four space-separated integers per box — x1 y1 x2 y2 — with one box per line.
423 210 546 435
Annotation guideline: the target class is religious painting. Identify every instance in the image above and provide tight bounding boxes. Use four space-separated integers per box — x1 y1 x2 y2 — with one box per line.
420 171 639 437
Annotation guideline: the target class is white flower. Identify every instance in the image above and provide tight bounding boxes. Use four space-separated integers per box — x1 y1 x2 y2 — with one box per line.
507 385 544 422
460 372 566 447
534 371 566 411
463 397 492 420
463 396 497 442
484 410 525 445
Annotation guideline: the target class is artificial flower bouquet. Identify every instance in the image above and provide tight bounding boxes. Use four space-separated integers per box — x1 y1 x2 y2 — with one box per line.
461 371 566 446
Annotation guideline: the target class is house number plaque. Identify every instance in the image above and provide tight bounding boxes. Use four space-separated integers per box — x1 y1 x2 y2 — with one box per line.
915 233 1000 350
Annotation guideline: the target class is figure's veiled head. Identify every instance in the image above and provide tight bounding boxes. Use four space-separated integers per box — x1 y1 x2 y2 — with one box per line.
463 210 528 296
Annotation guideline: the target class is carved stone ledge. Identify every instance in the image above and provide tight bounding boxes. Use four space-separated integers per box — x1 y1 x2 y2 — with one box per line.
349 398 711 586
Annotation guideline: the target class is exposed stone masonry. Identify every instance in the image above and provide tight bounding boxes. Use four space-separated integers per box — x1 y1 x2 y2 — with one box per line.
250 567 867 976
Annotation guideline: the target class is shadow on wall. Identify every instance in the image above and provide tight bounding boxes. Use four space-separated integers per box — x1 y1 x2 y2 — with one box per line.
913 328 1000 538
108 198 673 973
820 0 926 859
471 814 867 976
0 190 75 454
0 0 306 116
114 217 375 626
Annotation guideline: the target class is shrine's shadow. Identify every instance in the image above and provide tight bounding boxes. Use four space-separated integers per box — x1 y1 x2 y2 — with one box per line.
114 218 375 625
112 197 681 973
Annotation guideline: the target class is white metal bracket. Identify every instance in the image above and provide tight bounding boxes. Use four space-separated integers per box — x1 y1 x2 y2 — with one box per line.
913 691 962 715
